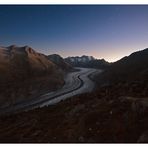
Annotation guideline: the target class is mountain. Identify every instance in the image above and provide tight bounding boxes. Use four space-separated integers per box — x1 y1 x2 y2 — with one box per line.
47 54 72 71
97 48 148 85
0 45 63 82
2 48 148 143
65 55 110 69
0 45 64 108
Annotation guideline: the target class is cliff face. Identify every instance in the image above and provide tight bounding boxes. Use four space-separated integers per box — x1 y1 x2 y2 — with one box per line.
0 45 65 108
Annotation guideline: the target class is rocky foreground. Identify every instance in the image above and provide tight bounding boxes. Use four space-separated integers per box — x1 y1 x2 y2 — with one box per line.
0 81 148 143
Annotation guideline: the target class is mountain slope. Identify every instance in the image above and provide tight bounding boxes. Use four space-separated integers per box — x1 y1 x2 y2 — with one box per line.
0 45 56 81
97 48 148 84
0 45 64 108
48 54 72 71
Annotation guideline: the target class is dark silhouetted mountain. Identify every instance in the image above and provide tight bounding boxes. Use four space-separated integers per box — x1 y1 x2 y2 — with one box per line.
47 54 72 71
0 45 64 108
65 55 110 69
97 48 148 84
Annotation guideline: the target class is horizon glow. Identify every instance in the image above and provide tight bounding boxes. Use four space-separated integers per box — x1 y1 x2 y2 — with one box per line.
0 5 148 62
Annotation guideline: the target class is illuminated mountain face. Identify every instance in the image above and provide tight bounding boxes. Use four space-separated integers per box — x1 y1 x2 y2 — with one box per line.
65 56 109 69
66 56 95 63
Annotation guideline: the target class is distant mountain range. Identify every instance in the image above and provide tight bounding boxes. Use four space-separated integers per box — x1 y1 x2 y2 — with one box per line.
65 55 110 69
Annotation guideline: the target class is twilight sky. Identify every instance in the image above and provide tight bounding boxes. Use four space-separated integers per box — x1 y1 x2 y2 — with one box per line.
0 5 148 62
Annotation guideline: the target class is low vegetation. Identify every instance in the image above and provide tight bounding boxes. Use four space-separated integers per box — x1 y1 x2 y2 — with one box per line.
0 79 148 143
